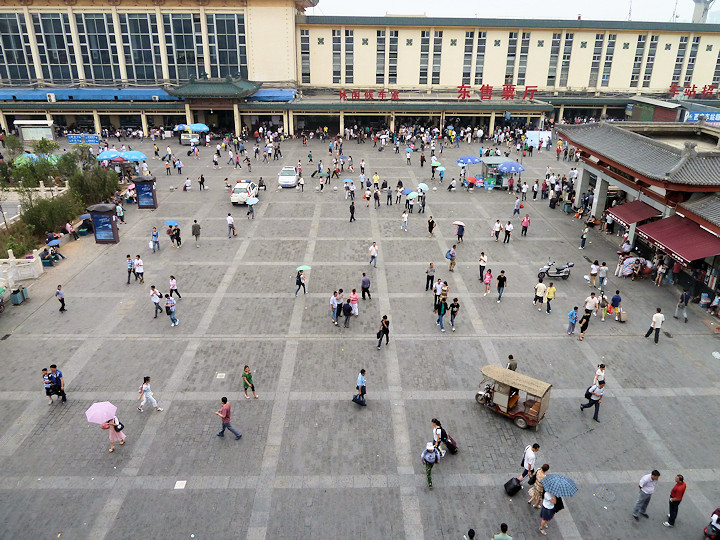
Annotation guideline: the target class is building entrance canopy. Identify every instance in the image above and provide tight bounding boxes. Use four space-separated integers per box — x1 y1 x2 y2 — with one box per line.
606 200 661 228
636 214 720 264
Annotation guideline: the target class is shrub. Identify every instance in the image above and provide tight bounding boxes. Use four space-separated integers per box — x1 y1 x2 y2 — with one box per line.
68 166 119 206
20 193 84 237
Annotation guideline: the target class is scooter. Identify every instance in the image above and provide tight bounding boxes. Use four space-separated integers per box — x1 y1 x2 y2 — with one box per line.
538 261 574 280
705 508 720 539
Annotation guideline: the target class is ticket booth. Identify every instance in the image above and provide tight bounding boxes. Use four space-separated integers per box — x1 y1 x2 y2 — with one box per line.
87 203 119 244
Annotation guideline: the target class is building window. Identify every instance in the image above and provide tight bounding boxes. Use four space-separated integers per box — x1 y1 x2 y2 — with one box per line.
33 13 79 82
630 34 646 88
558 32 574 87
461 31 474 85
431 30 443 85
389 30 398 84
672 36 688 85
119 13 161 83
474 31 487 85
601 33 616 87
300 29 310 84
546 32 561 86
517 32 531 86
344 29 354 84
0 13 36 83
588 33 604 88
163 14 202 81
376 30 385 85
505 31 518 84
75 14 119 83
332 29 341 84
207 14 247 79
684 36 700 85
642 35 658 88
419 30 430 84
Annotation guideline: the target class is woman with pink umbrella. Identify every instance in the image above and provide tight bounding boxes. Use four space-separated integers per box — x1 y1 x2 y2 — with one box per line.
86 401 126 452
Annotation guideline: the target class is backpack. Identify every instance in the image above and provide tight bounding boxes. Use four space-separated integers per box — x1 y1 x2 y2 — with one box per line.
296 274 302 285
584 385 596 400
445 250 452 260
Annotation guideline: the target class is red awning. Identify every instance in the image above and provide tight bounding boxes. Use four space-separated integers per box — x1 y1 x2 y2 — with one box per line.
636 215 720 264
606 200 661 228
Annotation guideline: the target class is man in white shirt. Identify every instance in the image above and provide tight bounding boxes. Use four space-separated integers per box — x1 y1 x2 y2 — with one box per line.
133 255 144 283
644 307 665 343
583 292 599 315
329 291 339 326
533 279 547 310
633 470 661 520
503 221 514 243
580 380 605 422
517 443 540 481
369 242 378 267
227 213 235 238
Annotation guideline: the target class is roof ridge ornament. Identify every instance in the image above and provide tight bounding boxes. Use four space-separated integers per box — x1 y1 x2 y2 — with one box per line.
666 142 697 179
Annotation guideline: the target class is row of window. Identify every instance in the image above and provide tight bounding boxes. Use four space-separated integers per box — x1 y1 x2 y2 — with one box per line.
0 12 246 83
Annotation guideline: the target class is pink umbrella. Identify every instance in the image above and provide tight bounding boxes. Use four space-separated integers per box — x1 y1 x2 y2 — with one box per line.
85 401 117 424
127 183 136 189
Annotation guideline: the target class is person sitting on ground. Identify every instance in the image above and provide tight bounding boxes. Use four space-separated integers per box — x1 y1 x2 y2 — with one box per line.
447 178 457 191
258 177 266 190
620 240 633 253
46 231 62 243
40 248 54 265
631 259 643 281
50 246 66 260
708 295 720 316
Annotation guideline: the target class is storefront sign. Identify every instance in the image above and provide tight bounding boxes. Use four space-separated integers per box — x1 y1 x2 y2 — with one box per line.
457 84 539 101
84 134 99 144
67 134 82 144
339 90 399 100
684 111 720 123
668 84 719 98
93 214 114 241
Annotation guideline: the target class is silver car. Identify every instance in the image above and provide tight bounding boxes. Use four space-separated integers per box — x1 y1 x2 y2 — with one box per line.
278 166 299 188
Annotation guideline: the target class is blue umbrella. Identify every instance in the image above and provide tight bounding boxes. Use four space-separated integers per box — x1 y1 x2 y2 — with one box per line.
79 213 91 220
437 166 446 172
401 188 412 195
343 178 354 183
405 148 413 153
173 124 188 131
417 183 429 191
339 154 347 159
542 474 578 497
47 239 61 246
188 123 209 132
247 197 259 205
498 161 526 173
97 150 120 161
121 150 148 162
164 220 179 226
457 156 482 165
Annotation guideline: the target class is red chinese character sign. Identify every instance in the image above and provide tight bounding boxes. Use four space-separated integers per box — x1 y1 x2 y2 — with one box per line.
457 84 471 100
668 83 720 98
339 89 400 101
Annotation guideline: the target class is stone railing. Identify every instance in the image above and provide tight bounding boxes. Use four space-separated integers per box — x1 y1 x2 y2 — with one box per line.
0 180 69 230
0 249 44 291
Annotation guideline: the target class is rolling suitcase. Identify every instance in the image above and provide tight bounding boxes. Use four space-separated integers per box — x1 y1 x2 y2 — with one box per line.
444 433 458 454
504 477 522 496
618 310 628 323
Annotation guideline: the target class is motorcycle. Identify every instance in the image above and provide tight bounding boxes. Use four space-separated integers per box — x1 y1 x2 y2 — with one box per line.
705 508 720 539
538 261 574 280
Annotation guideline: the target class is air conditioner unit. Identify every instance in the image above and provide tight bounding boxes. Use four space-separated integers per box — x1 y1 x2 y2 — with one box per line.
152 95 160 102
46 93 56 103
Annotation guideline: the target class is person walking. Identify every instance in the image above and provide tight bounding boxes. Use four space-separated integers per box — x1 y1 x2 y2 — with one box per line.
593 363 606 385
589 260 599 288
449 297 460 331
295 270 306 296
512 197 521 217
41 368 55 405
342 299 353 328
539 491 557 536
517 443 540 481
215 397 242 440
227 213 235 238
632 470 661 521
611 290 622 321
420 442 441 488
448 245 457 272
361 273 371 300
355 369 367 406
349 288 359 316
150 285 163 318
577 310 591 341
133 255 145 283
545 282 556 314
151 227 160 252
533 279 547 312
425 262 435 291
56 285 66 312
663 474 687 528
528 464 550 508
191 220 201 247
349 201 356 222
496 270 507 303
427 216 436 238
169 275 181 299
580 380 605 422
436 297 448 332
242 365 259 399
172 226 182 248
521 214 530 236
492 523 513 540
598 261 609 288
48 364 67 403
369 242 378 267
401 210 409 232
126 254 135 284
377 315 390 349
330 291 339 326
567 306 579 335
644 307 665 344
674 289 691 323
503 221 513 243
165 294 178 327
479 252 487 280
137 376 164 412
106 415 126 453
580 226 588 249
492 219 503 242
456 224 465 242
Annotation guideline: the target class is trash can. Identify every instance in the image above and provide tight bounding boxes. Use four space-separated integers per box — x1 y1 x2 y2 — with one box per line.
20 286 29 300
10 289 23 305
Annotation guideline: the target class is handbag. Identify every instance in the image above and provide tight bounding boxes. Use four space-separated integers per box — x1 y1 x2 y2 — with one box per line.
148 242 153 249
377 330 382 339
584 385 594 400
528 473 537 485
554 496 564 513
165 306 172 315
114 418 124 432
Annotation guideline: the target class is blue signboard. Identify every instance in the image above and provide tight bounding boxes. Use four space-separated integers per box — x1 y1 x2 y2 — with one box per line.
67 134 82 144
93 214 114 241
84 134 99 144
137 182 155 207
684 111 720 122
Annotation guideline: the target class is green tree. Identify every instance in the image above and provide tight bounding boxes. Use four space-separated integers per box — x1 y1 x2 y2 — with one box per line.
2 135 23 161
31 138 60 156
68 166 119 206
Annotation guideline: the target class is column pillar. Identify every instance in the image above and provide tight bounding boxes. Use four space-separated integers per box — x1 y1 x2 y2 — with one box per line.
601 105 608 118
67 7 86 83
287 110 294 136
557 104 565 123
390 113 395 132
488 111 496 133
200 8 212 78
439 111 445 127
591 176 608 217
233 103 241 137
0 110 9 134
526 114 532 127
339 111 345 135
140 112 149 137
539 113 545 131
110 8 128 83
573 167 591 208
155 8 170 83
45 113 53 123
93 110 101 135
24 7 44 85
184 103 193 124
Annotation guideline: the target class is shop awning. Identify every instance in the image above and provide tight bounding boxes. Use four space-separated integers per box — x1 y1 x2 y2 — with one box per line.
636 214 720 263
606 200 661 228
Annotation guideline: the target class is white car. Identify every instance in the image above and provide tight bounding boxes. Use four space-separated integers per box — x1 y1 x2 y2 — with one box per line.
230 180 258 205
278 166 299 187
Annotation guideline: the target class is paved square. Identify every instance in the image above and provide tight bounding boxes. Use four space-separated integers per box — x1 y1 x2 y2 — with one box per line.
0 135 718 539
